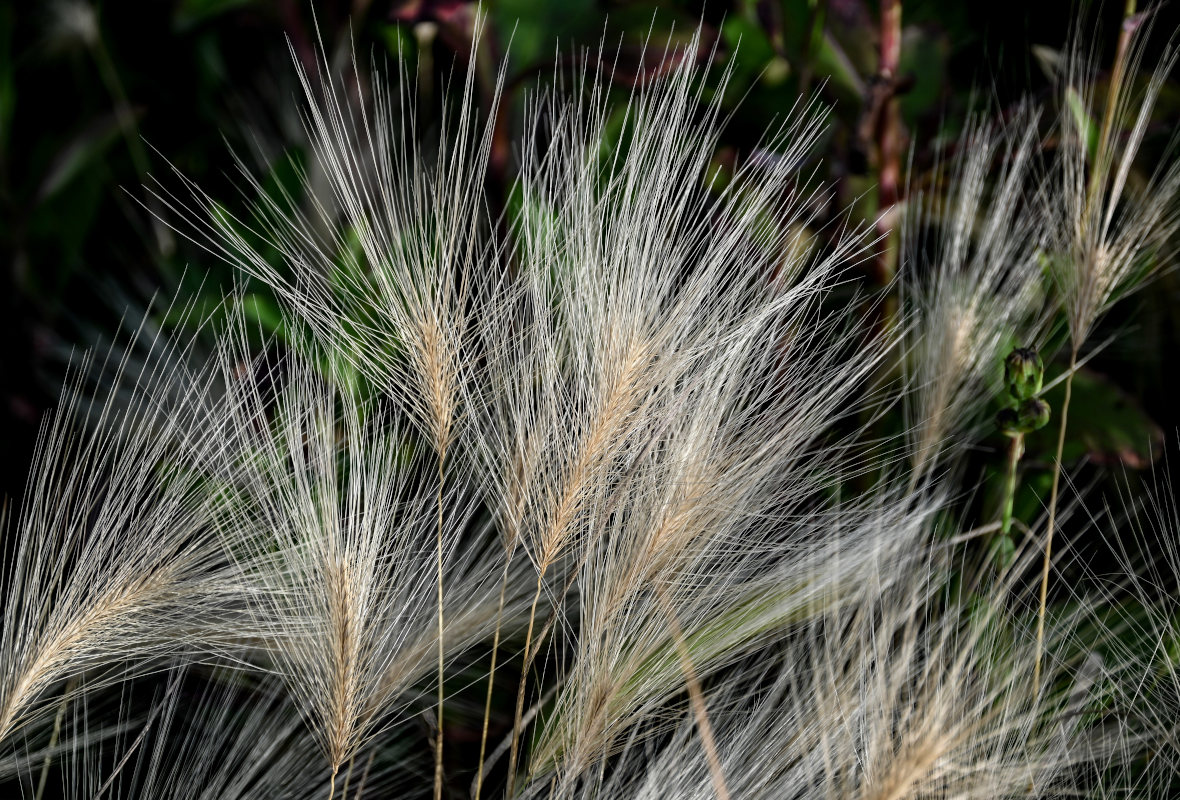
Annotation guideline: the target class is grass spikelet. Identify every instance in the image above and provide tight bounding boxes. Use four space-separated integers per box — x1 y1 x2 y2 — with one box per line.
463 34 884 790
11 12 1180 800
471 32 865 580
0 307 230 753
148 35 504 797
151 38 493 458
1053 15 1180 351
901 113 1051 481
568 512 1136 800
1039 12 1180 687
206 314 525 783
529 491 939 794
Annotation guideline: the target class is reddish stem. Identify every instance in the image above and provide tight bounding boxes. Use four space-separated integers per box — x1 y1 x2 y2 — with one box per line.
874 0 903 287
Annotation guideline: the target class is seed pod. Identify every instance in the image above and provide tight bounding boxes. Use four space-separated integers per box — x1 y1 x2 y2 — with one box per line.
1004 347 1044 400
1017 397 1051 432
996 407 1023 437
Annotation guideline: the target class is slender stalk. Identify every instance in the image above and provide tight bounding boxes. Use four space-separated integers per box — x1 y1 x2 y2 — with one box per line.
474 559 513 800
434 449 447 800
478 685 560 794
874 0 903 288
354 751 376 800
340 756 356 800
656 585 731 800
506 572 545 798
1034 349 1076 686
1000 434 1025 539
992 432 1026 568
328 764 340 800
33 677 77 800
1090 0 1139 205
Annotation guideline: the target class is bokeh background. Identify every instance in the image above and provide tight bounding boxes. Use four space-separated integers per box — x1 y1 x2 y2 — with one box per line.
2 0 1180 561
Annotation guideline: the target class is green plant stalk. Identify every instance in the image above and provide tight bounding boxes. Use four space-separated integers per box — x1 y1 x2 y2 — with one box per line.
1035 350 1075 687
1000 433 1025 541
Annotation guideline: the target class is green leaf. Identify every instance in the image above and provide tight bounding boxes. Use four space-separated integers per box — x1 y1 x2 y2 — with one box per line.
1026 367 1163 468
721 16 775 72
238 292 287 340
36 112 131 203
1065 87 1099 164
174 0 257 31
898 27 948 125
493 0 600 73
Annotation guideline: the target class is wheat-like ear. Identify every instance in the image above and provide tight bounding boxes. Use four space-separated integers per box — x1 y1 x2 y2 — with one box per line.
1053 15 1180 352
0 304 232 753
798 544 1127 800
1033 12 1180 692
470 26 873 598
901 111 1051 482
524 259 895 786
529 486 939 794
570 510 1136 800
149 33 497 460
459 34 899 791
205 314 528 782
147 37 505 796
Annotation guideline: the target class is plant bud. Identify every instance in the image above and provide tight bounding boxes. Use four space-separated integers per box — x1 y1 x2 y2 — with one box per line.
1004 347 1044 400
996 407 1022 437
1017 397 1051 432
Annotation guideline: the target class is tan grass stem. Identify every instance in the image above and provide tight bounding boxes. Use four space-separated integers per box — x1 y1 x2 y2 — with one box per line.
506 571 545 798
435 449 448 800
656 585 731 800
33 676 76 800
474 559 513 800
1034 347 1075 686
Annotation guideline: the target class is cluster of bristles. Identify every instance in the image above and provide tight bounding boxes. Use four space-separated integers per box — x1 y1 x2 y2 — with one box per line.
3 17 1180 800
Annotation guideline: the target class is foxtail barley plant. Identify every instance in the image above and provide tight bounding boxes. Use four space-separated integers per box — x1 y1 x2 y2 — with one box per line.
6 6 1180 800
